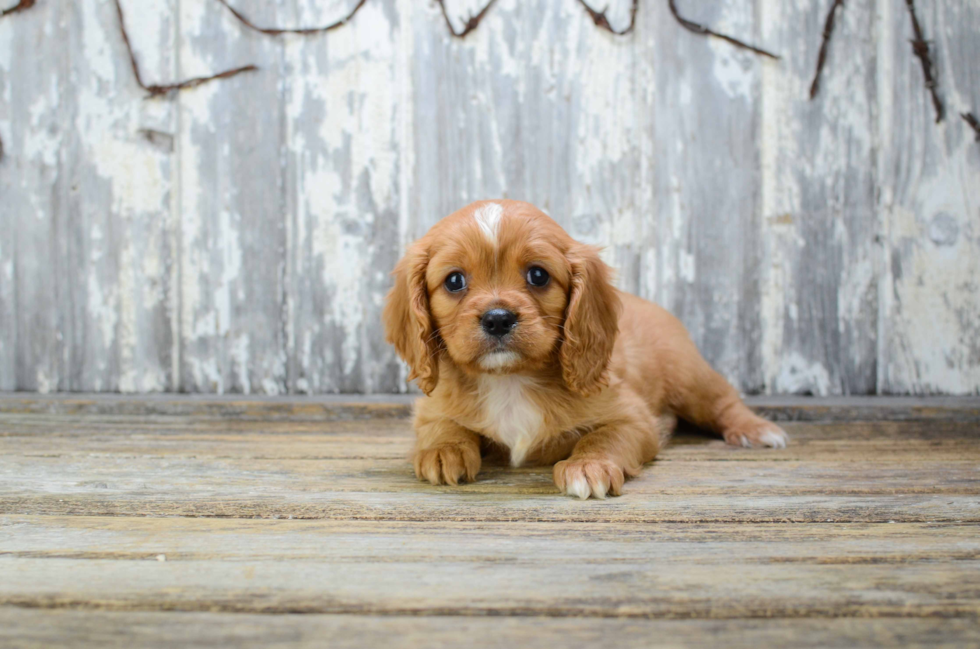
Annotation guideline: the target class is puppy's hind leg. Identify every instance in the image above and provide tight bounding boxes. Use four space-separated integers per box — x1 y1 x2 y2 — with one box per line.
671 362 788 449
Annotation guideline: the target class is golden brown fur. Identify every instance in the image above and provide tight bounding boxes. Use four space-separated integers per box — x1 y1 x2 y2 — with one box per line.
384 200 788 499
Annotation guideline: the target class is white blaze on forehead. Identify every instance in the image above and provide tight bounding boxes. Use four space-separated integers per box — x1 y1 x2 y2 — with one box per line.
473 202 504 245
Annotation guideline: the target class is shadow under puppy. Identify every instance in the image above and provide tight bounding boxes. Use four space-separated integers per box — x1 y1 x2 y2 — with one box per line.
384 200 787 499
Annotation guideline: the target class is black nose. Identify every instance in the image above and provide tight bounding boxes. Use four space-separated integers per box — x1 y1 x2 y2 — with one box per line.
481 309 518 338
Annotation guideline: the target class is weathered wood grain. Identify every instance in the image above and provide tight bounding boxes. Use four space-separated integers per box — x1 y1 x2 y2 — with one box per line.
0 0 71 392
1 399 978 522
759 0 878 395
0 1 180 393
0 396 978 645
3 393 977 421
4 516 978 563
2 417 978 462
3 610 978 649
0 393 415 418
747 395 980 422
876 0 980 394
648 0 766 391
2 1 979 396
4 450 979 496
69 0 179 392
177 0 288 394
3 553 980 617
283 0 404 393
2 515 980 618
6 491 979 523
0 2 81 393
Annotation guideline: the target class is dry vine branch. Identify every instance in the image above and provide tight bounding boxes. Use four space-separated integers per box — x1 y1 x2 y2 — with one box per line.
576 0 638 35
114 0 257 97
215 0 369 36
0 0 34 17
963 113 980 142
436 0 499 38
668 0 778 59
905 0 943 123
809 0 844 99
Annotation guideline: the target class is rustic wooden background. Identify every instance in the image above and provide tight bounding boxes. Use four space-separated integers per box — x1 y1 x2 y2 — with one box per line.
0 0 977 396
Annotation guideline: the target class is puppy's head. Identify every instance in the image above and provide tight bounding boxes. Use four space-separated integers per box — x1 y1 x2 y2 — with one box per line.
384 200 620 396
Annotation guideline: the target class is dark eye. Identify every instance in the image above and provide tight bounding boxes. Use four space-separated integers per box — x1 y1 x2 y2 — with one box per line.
526 266 550 287
444 271 467 293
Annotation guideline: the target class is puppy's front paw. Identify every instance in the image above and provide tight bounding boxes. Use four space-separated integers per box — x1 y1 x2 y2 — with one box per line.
414 443 481 486
724 422 789 449
553 458 625 500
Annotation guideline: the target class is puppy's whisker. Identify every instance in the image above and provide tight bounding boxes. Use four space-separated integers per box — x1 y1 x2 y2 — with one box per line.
425 324 453 344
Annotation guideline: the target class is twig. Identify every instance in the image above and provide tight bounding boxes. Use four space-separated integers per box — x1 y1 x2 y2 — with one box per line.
576 0 638 35
214 0 368 36
0 0 34 17
809 0 844 99
905 0 943 123
436 0 498 38
114 0 257 97
962 113 980 142
668 0 778 59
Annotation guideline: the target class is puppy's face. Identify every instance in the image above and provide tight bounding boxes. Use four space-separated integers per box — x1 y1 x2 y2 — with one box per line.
384 201 619 396
432 203 573 375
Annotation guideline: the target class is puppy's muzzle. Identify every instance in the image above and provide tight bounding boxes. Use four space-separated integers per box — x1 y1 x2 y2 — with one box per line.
481 309 517 339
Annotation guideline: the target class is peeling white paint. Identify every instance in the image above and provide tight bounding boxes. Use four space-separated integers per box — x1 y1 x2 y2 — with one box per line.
678 250 696 284
708 3 756 101
874 0 980 395
774 351 832 395
116 227 139 393
22 90 62 171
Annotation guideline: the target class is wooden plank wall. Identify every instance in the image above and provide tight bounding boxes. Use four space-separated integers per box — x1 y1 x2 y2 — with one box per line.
0 0 977 395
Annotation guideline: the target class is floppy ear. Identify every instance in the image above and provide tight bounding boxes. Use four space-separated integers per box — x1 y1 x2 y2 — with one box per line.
560 245 621 396
384 242 440 395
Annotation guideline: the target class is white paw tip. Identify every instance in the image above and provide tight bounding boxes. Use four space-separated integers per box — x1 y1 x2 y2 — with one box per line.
565 476 591 500
592 481 608 500
740 435 751 448
758 428 789 449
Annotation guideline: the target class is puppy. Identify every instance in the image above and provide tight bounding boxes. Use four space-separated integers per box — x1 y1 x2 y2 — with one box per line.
384 200 787 499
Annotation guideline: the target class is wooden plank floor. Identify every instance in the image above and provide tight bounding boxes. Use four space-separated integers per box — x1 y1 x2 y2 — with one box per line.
1 395 979 648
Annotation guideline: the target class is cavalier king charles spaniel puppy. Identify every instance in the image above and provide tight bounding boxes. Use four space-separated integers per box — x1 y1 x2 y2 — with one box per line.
384 200 788 499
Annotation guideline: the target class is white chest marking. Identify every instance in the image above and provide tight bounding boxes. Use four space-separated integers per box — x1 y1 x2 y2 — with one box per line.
473 202 504 245
475 375 544 467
